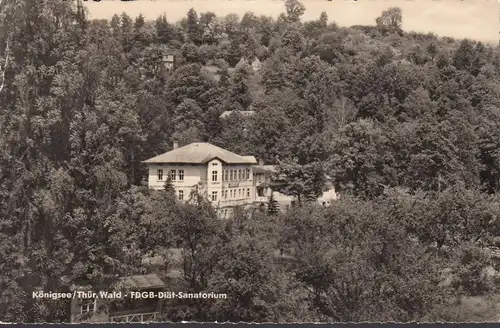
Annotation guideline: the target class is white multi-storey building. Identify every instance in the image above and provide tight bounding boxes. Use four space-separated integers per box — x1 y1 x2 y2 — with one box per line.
143 142 260 216
143 142 337 216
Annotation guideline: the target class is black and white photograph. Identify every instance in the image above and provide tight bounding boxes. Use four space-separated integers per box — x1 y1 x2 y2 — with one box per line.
0 0 500 323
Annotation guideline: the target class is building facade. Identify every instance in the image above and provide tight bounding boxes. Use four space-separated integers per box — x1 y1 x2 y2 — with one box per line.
69 274 166 323
143 142 337 216
143 142 259 217
162 54 175 71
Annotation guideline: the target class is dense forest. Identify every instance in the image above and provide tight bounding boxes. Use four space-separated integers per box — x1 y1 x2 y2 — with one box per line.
2 0 500 322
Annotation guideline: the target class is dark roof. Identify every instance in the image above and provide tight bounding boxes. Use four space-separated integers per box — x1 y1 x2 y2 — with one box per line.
67 274 165 291
253 165 276 174
119 274 165 290
203 65 220 74
165 270 182 279
142 142 257 165
219 110 255 119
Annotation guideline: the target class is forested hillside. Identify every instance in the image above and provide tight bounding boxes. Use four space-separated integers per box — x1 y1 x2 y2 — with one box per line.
1 0 500 322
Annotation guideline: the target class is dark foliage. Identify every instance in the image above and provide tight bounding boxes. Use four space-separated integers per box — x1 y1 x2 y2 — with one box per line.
1 0 500 323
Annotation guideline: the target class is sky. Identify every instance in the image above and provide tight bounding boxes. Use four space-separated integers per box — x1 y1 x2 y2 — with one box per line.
84 0 500 44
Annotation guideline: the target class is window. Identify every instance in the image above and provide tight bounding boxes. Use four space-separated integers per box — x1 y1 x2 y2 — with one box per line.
222 170 225 181
212 191 217 201
247 188 250 198
170 170 176 181
179 190 184 200
157 169 163 181
224 170 228 181
225 190 228 199
179 170 184 181
79 299 96 314
229 170 233 181
246 169 250 180
212 170 218 182
238 189 241 198
238 169 241 180
230 190 233 199
212 162 218 166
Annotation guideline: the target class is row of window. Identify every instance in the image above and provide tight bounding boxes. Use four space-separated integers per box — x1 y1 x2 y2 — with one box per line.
79 299 97 314
212 169 250 182
222 169 250 182
157 168 250 183
176 188 252 202
157 169 184 181
157 169 250 183
211 188 251 201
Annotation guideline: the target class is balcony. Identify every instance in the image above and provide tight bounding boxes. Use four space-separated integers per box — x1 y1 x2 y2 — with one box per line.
255 196 268 203
110 312 159 323
219 199 254 207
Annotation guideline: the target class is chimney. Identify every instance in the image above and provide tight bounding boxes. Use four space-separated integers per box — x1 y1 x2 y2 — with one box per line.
173 140 179 150
259 159 264 166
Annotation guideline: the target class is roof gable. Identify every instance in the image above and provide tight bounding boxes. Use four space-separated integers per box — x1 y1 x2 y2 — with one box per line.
143 142 257 165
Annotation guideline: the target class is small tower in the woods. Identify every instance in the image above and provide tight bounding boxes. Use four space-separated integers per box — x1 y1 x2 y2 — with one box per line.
162 53 175 71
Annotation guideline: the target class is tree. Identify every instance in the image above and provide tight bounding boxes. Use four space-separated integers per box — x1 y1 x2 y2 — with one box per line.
247 96 291 162
223 13 240 38
164 176 176 197
240 11 258 33
120 12 134 52
154 13 173 44
267 192 280 215
281 199 452 322
406 187 500 251
0 0 146 321
281 26 304 54
186 8 203 45
260 54 287 94
226 37 242 67
167 63 221 110
173 98 205 144
284 0 306 23
257 15 274 47
163 194 223 320
181 42 200 63
453 39 483 76
302 11 328 39
328 119 395 199
199 11 216 29
228 64 253 110
274 159 325 205
205 210 316 322
376 7 403 34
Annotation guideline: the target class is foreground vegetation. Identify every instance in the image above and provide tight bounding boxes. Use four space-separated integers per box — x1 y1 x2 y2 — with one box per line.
1 0 500 322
